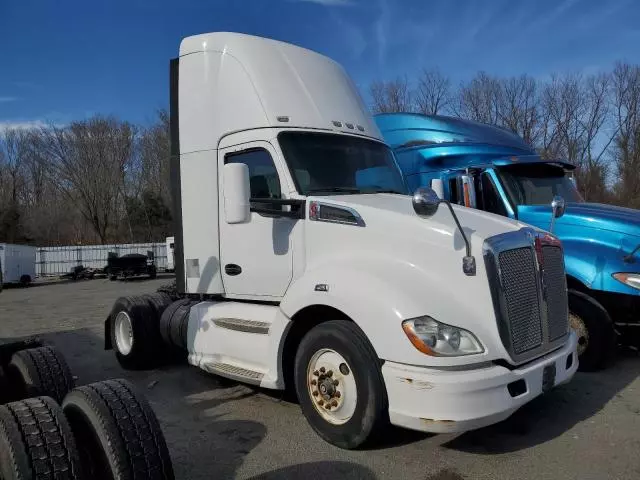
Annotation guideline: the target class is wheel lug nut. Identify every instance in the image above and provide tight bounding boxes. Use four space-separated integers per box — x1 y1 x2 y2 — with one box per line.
313 370 319 376
320 367 326 373
312 390 318 396
335 391 341 398
318 399 324 406
311 379 317 386
325 405 331 410
327 370 333 377
333 380 339 386
331 400 338 407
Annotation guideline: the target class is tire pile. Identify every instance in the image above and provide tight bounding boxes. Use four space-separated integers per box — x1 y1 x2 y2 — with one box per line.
0 345 174 480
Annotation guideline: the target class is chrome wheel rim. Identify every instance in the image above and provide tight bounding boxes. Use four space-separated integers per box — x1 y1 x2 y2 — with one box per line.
569 312 589 356
307 349 357 425
114 311 134 355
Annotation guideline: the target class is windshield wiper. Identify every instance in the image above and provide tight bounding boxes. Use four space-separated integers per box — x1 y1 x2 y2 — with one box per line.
306 187 362 195
361 189 404 194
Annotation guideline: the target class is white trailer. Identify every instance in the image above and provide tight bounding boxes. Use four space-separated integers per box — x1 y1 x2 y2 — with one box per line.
104 32 578 450
0 243 36 287
165 236 175 272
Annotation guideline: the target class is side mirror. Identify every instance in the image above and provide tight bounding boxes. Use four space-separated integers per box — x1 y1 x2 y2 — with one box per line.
549 195 565 233
551 195 566 219
223 163 251 224
430 179 444 200
412 187 441 217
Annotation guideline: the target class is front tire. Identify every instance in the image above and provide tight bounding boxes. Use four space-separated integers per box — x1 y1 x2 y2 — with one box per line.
569 290 617 371
294 320 388 449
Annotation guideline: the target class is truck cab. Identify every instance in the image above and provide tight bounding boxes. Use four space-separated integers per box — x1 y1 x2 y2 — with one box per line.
376 112 640 371
105 33 577 450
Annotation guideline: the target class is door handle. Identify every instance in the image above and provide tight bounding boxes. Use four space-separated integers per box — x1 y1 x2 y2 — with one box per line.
225 264 242 276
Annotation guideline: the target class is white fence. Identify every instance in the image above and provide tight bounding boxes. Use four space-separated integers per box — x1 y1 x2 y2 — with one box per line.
36 243 167 277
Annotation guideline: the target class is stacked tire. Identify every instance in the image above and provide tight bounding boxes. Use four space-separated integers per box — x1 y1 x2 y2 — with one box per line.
0 345 174 480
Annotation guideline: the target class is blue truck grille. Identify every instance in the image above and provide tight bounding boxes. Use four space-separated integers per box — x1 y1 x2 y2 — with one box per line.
498 247 543 354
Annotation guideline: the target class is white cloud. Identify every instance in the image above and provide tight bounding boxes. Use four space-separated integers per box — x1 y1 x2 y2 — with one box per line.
0 120 51 130
294 0 354 6
0 96 19 103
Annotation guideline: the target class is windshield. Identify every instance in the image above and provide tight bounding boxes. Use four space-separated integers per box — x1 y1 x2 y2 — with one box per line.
278 131 407 195
497 164 584 206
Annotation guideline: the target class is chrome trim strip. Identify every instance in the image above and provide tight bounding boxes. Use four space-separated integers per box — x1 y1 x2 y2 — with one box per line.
213 318 270 334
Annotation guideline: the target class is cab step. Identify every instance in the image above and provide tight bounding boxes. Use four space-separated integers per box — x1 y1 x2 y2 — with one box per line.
203 362 264 385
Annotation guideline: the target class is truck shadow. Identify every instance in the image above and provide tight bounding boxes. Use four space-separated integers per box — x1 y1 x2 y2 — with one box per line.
245 461 377 480
443 349 640 454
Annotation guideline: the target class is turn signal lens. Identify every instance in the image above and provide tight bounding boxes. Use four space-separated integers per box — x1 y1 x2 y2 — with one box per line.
401 316 484 357
612 272 640 291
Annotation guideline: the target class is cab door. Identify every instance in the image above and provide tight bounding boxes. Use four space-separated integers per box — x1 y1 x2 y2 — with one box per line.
218 141 296 300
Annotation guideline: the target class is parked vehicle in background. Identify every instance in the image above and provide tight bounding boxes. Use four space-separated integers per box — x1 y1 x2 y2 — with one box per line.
104 32 578 450
105 251 157 281
166 236 175 272
0 243 36 288
376 112 640 371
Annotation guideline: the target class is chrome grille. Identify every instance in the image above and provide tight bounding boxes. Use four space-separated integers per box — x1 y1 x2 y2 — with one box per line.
498 248 543 354
542 246 569 341
484 228 569 364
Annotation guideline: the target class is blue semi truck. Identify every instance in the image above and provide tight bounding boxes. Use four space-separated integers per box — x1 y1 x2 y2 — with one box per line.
376 113 640 371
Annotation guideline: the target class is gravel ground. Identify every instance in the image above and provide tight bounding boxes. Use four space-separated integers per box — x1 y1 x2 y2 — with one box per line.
1 277 639 480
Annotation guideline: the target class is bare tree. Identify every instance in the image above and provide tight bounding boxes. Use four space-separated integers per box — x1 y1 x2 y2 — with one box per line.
497 75 540 145
370 76 413 113
415 69 451 115
611 62 640 208
35 116 137 243
453 72 501 124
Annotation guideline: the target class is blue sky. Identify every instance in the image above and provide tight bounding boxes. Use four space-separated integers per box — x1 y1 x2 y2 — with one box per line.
1 0 640 128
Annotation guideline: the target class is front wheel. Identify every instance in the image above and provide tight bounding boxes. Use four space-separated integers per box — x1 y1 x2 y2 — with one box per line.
294 320 388 449
569 290 617 371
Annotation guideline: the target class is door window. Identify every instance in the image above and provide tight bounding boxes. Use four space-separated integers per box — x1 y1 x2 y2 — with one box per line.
480 173 507 216
225 148 282 210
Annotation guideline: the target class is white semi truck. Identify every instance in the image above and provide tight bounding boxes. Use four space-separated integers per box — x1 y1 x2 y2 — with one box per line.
104 32 578 449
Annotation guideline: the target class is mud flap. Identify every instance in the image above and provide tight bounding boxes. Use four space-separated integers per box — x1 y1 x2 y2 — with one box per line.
104 316 112 350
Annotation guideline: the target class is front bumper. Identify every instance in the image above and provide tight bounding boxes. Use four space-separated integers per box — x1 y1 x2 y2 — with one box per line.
382 331 578 434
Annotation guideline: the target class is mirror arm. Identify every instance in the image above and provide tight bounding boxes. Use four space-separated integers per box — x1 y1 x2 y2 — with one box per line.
440 200 476 276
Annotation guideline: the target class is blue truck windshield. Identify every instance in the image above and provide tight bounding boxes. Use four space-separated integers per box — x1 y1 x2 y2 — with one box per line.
497 164 583 206
278 131 406 195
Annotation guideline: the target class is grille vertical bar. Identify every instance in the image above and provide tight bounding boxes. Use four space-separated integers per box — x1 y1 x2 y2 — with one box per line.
542 246 569 341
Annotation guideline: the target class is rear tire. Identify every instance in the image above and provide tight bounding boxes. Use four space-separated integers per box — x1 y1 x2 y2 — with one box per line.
109 296 164 370
159 299 193 353
0 397 83 480
19 275 31 287
294 320 389 449
569 290 617 371
62 379 175 480
6 346 75 403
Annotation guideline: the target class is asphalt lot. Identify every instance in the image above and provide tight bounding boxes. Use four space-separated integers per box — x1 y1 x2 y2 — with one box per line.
1 277 639 480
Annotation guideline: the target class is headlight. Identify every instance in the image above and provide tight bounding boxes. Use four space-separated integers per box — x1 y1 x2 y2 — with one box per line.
401 316 484 356
612 272 640 291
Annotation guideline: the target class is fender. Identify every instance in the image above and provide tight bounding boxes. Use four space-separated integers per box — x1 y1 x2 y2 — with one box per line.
280 254 506 368
562 237 640 296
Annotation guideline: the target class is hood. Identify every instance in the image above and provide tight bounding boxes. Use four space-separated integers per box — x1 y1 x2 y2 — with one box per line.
326 193 531 245
517 202 640 240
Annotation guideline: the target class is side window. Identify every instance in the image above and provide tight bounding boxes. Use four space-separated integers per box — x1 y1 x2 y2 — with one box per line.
225 149 282 204
448 177 463 205
481 173 507 216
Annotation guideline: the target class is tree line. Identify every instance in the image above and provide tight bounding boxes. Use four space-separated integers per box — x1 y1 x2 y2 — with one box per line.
0 111 171 246
370 62 640 207
2 61 640 246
